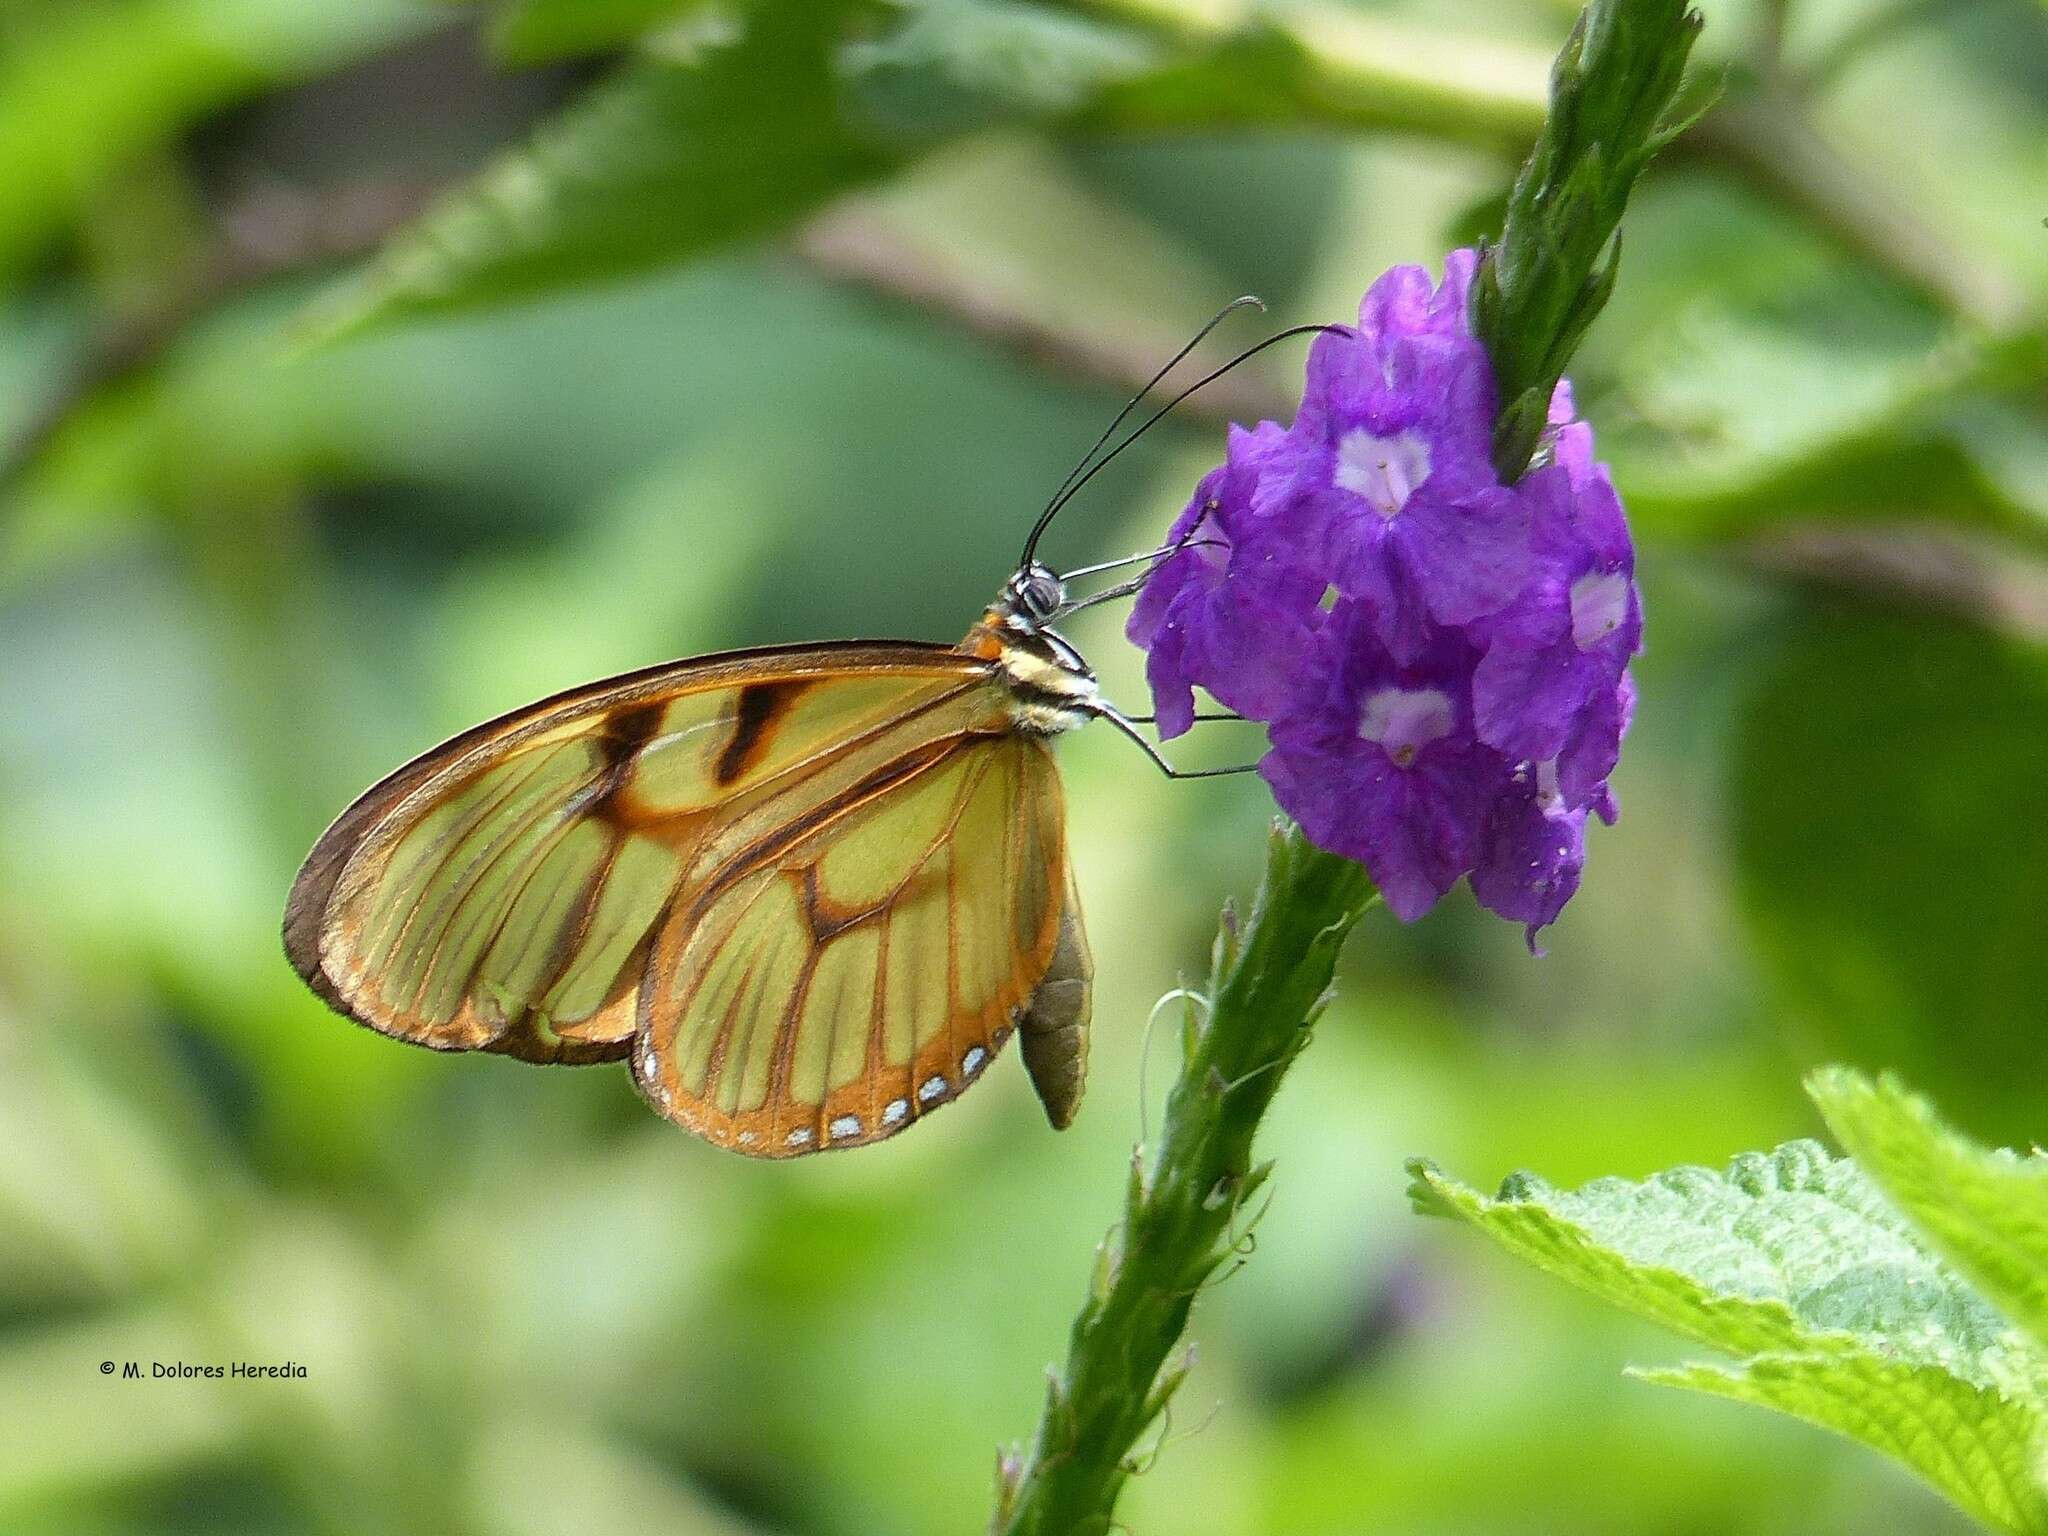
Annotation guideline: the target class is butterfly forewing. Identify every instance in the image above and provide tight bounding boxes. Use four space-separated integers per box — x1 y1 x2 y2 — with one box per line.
632 731 1078 1155
289 645 1004 1064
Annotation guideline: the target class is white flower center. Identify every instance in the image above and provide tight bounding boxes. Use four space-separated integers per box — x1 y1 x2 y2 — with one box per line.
1334 428 1431 520
1358 687 1454 768
1534 757 1562 813
1569 571 1629 650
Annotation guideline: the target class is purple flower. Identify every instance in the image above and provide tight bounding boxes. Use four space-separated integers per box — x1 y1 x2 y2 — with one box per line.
1470 455 1642 764
1261 612 1489 921
1468 767 1585 951
1562 669 1633 823
1126 422 1327 739
1126 251 1640 946
1254 249 1530 662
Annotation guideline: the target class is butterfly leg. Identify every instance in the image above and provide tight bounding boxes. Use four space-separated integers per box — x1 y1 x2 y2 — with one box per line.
1053 571 1150 619
1090 702 1261 779
1056 536 1227 588
1052 539 1230 621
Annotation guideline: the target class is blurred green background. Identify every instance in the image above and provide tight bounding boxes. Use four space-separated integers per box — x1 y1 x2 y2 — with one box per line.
2 1 2045 1531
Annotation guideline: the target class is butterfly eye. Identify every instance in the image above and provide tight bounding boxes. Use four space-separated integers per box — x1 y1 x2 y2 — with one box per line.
1019 567 1064 621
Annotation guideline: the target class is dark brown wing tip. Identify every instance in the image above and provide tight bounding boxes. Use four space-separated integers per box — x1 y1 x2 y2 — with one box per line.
281 758 398 1000
282 868 346 1009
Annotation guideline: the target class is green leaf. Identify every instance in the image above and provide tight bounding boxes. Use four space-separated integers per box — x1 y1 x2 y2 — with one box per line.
846 0 1157 138
1409 1141 2048 1532
1570 177 2048 548
304 8 898 341
1640 1354 2048 1536
489 0 716 63
1593 273 2047 547
1731 609 2048 1145
1069 13 1546 150
844 1 1547 152
0 0 425 291
320 0 1557 337
1409 1142 2013 1374
1026 0 1549 149
1811 1068 2048 1356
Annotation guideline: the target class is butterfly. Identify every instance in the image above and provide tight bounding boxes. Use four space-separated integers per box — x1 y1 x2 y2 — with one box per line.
282 301 1316 1157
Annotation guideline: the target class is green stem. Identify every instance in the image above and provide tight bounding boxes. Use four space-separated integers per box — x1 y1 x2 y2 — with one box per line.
1472 0 1705 481
992 826 1377 1536
993 7 1708 1531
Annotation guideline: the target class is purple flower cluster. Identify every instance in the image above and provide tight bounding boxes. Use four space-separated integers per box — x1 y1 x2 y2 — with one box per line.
1128 250 1640 947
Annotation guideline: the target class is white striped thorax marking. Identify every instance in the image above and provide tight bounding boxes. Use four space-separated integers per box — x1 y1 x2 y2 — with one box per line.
994 633 1098 736
982 565 1100 737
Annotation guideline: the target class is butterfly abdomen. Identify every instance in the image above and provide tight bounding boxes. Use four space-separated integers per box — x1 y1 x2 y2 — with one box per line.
1017 891 1092 1128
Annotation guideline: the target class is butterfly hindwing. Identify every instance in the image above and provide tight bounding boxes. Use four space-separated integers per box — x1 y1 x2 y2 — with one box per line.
284 644 1017 1069
631 730 1087 1156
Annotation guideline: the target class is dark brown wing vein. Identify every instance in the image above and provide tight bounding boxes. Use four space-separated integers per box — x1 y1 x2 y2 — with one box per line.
375 739 585 996
477 828 628 1060
398 751 604 1019
681 729 1001 923
697 874 783 1105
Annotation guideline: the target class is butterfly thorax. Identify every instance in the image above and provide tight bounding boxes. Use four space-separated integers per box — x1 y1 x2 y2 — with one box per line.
961 564 1099 737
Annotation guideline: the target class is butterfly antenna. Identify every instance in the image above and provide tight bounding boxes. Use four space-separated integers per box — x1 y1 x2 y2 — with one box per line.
1028 322 1341 561
1020 295 1266 571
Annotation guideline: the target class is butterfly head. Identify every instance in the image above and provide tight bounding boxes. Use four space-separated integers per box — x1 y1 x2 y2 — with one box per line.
1000 561 1067 630
960 562 1099 736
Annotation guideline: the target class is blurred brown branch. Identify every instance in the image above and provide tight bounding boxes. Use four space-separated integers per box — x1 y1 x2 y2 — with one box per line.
1 174 441 486
791 206 1290 430
1740 522 2048 640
